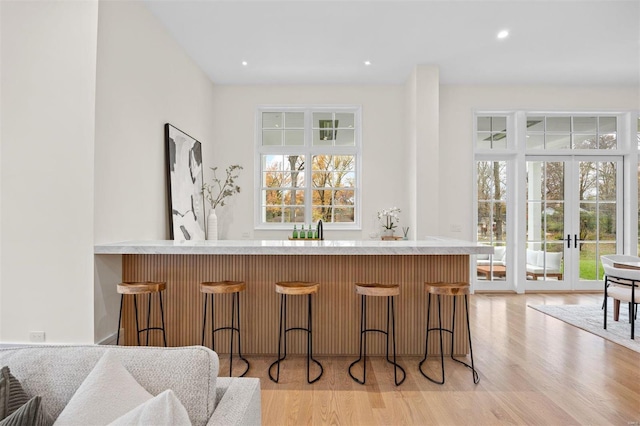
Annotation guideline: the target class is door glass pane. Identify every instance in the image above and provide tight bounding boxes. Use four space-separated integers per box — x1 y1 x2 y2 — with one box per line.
598 242 616 280
476 161 507 282
578 160 618 282
526 161 565 282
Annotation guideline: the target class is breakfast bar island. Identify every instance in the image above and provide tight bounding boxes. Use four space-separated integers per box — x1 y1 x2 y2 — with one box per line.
94 239 492 356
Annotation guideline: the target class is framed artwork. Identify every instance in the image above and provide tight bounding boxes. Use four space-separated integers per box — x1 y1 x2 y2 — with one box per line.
165 123 205 240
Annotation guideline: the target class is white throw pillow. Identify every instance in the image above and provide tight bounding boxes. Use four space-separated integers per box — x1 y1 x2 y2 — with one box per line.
53 350 153 426
107 389 190 426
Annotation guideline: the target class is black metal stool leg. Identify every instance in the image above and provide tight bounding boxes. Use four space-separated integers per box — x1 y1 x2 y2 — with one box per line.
234 292 250 377
388 296 406 386
206 290 250 377
158 291 167 347
133 295 141 346
437 295 445 383
348 294 367 384
419 293 446 384
116 294 124 345
419 293 432 375
306 293 323 384
211 294 216 351
229 294 235 376
201 294 208 346
450 294 457 361
269 294 286 383
146 292 152 346
449 295 480 383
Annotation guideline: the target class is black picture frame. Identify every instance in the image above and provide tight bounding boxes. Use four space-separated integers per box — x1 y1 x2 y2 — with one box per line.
165 123 205 240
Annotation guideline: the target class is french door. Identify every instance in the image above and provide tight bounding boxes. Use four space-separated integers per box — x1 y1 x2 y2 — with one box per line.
525 156 623 291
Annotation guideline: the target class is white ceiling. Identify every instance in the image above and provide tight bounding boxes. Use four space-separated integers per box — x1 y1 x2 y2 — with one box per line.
143 0 640 86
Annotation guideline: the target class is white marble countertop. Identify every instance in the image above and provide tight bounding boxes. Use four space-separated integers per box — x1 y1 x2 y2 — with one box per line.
95 238 494 256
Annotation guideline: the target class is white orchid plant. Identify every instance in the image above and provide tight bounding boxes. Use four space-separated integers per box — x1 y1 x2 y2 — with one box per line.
378 207 401 231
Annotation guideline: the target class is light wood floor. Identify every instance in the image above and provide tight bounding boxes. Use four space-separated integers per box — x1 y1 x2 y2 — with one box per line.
218 293 640 425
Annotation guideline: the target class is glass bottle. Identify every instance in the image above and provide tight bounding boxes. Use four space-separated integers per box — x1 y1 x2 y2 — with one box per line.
293 225 298 239
307 226 313 239
300 224 305 238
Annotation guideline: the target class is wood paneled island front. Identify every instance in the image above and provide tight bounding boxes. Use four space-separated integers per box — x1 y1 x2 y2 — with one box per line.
95 239 492 356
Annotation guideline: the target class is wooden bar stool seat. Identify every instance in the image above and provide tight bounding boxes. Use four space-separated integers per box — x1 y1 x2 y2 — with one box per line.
419 282 479 384
116 281 167 347
269 281 323 384
348 283 406 386
201 281 249 377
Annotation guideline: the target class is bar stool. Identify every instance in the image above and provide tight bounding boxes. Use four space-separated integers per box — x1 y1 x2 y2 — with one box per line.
348 283 406 386
116 281 167 347
269 281 323 384
200 281 249 377
419 282 479 384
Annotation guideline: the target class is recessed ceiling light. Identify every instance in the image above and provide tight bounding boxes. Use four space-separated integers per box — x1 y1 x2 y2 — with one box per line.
241 61 248 66
497 30 509 40
364 60 372 66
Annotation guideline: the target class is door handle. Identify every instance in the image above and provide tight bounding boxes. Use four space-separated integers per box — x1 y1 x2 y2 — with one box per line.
574 234 582 249
564 234 572 249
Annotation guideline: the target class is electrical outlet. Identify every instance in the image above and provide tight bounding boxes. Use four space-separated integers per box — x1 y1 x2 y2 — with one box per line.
241 232 250 239
29 331 45 342
450 224 462 232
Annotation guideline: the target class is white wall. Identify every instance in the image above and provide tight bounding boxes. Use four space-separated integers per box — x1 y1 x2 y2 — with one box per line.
439 85 640 241
209 85 407 240
1 1 98 343
94 1 217 244
93 1 217 342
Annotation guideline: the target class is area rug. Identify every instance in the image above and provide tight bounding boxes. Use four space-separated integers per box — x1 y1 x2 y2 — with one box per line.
528 302 639 353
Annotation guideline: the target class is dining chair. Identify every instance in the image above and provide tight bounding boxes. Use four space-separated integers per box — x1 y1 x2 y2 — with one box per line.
600 255 639 339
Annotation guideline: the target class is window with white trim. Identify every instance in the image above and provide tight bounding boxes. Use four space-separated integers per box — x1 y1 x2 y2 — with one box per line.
525 115 617 150
256 107 360 228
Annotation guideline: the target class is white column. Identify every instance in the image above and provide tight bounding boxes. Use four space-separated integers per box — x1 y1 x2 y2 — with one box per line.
405 65 440 239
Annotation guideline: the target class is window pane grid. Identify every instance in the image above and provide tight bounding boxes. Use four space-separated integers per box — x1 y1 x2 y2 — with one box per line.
258 108 359 226
526 115 617 150
476 116 508 149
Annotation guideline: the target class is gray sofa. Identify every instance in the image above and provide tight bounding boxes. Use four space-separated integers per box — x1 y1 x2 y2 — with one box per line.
0 345 261 425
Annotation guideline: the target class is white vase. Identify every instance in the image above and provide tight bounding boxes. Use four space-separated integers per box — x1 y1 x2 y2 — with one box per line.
207 209 218 240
